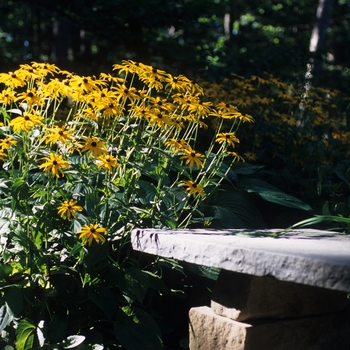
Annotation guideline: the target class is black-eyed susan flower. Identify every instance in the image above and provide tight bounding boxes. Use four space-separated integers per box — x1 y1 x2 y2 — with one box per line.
81 137 107 158
0 149 7 161
57 199 83 220
0 71 26 88
95 154 119 173
0 88 17 106
39 153 70 178
0 137 17 150
77 223 106 246
164 74 191 92
210 109 242 119
16 89 44 106
180 149 204 169
240 113 254 123
227 151 245 162
43 126 75 144
31 62 61 76
216 133 240 147
113 84 140 104
180 179 205 197
9 112 44 132
243 152 257 161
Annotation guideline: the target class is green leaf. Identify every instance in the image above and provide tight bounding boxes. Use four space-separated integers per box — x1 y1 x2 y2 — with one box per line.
16 319 36 350
0 302 14 332
230 162 263 175
83 240 109 266
239 178 312 211
88 286 117 319
114 306 163 350
2 286 23 317
185 264 220 281
204 187 266 229
124 267 151 304
61 335 85 349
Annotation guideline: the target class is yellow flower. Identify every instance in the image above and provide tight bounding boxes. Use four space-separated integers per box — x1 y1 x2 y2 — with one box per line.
95 154 119 173
0 88 17 106
164 74 191 92
57 199 83 220
243 152 257 161
43 126 75 144
180 179 205 197
0 71 26 88
239 113 254 123
9 113 44 132
77 223 107 246
81 137 107 158
16 89 44 106
227 151 245 162
113 84 140 104
0 137 17 150
210 109 242 119
216 133 240 147
39 153 70 178
180 149 204 169
0 149 7 161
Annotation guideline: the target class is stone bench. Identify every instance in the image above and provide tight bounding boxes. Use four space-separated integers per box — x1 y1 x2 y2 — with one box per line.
131 228 350 350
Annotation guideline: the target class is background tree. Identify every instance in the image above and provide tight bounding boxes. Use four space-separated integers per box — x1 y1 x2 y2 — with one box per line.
0 0 348 91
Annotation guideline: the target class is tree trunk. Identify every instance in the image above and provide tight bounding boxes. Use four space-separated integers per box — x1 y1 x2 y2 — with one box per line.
308 0 335 85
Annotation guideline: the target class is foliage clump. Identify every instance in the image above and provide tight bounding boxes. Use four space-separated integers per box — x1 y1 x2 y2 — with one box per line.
0 61 252 349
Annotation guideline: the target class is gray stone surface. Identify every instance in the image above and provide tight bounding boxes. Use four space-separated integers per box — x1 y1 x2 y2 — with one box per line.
189 306 350 350
131 228 350 292
211 270 348 321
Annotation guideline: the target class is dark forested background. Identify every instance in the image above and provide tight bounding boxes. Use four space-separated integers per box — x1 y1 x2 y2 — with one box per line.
0 0 349 91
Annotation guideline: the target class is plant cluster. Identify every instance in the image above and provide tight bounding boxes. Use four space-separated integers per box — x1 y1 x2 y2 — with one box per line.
202 73 350 224
0 61 254 349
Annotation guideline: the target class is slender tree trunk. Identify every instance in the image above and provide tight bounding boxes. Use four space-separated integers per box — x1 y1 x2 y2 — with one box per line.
308 0 335 85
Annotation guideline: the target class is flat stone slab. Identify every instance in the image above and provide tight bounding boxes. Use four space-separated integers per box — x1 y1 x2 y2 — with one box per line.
131 228 350 292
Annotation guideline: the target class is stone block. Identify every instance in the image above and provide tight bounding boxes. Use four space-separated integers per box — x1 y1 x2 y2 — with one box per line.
189 306 350 350
211 270 348 321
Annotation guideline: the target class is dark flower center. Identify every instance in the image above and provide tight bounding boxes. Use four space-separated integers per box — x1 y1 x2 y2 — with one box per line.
53 160 58 165
91 142 97 147
24 116 30 121
124 88 129 94
192 183 197 188
27 92 34 98
90 228 96 233
190 152 196 157
108 103 114 108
